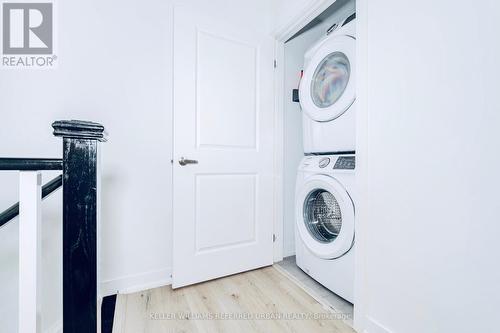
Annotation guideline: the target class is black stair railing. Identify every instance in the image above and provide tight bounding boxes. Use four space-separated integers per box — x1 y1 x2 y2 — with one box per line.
0 158 63 171
0 120 107 333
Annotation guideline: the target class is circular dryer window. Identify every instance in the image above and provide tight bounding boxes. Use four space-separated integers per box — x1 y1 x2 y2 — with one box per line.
310 52 350 108
303 189 342 243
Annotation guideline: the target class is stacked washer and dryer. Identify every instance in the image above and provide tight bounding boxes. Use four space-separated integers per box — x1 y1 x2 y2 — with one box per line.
295 13 356 303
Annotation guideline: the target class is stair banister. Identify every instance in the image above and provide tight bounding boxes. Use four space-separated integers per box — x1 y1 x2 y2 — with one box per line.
53 120 107 333
0 120 106 333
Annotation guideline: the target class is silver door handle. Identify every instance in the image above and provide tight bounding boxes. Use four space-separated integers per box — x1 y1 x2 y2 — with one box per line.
179 157 198 166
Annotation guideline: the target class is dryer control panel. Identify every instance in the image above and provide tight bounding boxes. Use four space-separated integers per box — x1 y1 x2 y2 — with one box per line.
333 156 355 169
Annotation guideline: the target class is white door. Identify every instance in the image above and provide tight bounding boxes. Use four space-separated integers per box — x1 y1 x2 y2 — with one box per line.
172 6 275 288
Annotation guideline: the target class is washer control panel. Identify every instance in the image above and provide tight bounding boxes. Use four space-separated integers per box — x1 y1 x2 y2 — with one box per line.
333 156 355 169
318 157 330 168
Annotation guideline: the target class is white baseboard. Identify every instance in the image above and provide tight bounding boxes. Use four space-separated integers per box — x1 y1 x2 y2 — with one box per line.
100 267 172 296
364 316 393 333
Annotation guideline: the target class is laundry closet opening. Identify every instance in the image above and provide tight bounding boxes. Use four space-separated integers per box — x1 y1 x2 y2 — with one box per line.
276 0 356 326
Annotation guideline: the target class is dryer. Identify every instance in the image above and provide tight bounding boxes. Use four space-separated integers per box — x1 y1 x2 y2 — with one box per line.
295 154 355 303
299 14 356 154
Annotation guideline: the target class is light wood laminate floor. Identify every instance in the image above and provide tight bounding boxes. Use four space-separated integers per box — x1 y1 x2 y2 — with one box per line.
113 266 356 333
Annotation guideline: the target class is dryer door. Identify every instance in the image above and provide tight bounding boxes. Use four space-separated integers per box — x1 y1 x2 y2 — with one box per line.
299 35 355 122
296 174 354 259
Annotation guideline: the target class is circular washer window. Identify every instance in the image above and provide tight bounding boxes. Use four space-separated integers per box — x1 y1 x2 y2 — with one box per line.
310 52 350 108
303 189 342 243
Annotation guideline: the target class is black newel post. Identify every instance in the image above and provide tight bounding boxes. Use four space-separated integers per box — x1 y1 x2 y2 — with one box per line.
53 120 107 333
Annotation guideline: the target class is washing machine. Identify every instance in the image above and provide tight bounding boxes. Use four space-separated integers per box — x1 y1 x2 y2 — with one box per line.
299 13 356 154
295 154 355 303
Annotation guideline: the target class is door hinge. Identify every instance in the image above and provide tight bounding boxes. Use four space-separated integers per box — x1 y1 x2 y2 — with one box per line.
273 59 277 68
273 234 276 242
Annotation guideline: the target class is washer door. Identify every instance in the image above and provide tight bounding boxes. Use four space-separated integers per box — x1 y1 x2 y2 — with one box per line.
299 35 356 122
296 175 354 259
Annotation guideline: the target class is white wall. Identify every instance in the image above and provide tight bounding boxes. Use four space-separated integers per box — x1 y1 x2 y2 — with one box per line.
0 0 173 330
355 0 500 332
0 0 273 331
282 0 355 257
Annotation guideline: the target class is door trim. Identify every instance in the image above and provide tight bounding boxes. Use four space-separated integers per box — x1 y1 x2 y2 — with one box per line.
272 0 339 42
